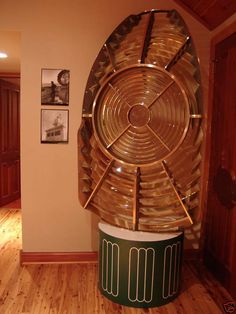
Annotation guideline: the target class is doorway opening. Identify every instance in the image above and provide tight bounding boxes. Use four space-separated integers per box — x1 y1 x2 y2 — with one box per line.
0 31 21 210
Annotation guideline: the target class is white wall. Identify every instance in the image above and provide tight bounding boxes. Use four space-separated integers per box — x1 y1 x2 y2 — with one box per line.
0 0 210 252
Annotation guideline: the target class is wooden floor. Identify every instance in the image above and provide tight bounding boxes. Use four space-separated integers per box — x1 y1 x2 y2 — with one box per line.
0 207 234 314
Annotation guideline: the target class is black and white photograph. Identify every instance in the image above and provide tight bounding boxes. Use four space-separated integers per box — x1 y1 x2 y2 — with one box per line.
41 109 69 143
41 69 70 105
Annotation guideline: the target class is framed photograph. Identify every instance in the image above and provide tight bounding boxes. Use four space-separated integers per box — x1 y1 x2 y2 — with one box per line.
41 68 70 105
41 109 69 143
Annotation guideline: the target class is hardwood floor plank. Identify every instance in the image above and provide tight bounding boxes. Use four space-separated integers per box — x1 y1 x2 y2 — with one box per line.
182 262 222 314
0 208 234 313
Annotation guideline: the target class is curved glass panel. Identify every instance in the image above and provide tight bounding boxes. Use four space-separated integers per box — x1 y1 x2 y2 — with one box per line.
78 10 203 232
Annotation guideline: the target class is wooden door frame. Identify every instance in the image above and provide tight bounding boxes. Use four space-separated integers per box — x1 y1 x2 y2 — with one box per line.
0 72 20 86
0 72 20 78
200 21 236 251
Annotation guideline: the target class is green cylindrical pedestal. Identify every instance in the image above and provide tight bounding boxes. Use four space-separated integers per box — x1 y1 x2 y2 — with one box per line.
99 222 184 308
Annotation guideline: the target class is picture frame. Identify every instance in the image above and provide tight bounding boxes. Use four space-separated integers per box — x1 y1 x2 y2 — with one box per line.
41 68 70 106
41 109 69 143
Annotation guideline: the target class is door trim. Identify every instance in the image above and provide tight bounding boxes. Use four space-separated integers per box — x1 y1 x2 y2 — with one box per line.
200 21 236 251
0 72 20 78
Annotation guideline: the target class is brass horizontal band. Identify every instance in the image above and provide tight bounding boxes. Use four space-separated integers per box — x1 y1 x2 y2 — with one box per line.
190 114 203 119
82 113 92 118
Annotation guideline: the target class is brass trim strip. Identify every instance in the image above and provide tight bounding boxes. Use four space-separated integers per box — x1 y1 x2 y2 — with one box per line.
107 124 131 149
161 161 193 225
146 124 171 152
147 80 175 109
182 191 198 200
140 11 154 63
165 36 191 71
84 159 114 208
133 167 140 230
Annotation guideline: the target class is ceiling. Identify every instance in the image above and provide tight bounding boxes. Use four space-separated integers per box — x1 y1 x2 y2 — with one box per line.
0 31 20 73
0 31 20 85
174 0 236 29
0 1 236 80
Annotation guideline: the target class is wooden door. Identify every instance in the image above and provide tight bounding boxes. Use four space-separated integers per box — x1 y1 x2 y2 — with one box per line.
0 79 20 206
204 32 236 296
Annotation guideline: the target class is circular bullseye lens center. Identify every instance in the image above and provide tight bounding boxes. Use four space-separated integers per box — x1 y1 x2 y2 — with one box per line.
128 104 150 127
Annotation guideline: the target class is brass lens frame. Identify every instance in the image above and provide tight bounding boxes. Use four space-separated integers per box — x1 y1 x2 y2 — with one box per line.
78 9 203 232
92 64 190 167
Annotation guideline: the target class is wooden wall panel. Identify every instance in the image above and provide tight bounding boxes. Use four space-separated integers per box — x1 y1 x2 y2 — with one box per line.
174 0 236 29
203 28 236 297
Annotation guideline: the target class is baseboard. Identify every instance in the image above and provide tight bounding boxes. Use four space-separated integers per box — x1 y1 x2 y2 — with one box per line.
20 250 98 265
203 249 230 284
20 248 200 265
183 249 202 260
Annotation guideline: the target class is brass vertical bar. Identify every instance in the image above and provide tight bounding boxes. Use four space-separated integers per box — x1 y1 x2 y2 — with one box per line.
165 36 191 71
161 161 193 225
84 159 114 208
140 11 154 63
133 167 140 231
